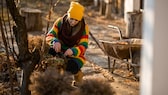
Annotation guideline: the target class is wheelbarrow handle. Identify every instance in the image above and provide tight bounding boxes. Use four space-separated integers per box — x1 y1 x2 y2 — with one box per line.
108 25 123 40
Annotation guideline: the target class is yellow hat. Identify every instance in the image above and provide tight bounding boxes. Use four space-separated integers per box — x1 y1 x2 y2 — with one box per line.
67 1 84 21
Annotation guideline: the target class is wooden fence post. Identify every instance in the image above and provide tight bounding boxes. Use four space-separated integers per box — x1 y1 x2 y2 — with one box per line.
126 11 142 38
20 8 43 32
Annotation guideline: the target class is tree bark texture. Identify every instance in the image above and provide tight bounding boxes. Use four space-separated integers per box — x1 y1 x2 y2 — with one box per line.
105 1 113 19
111 0 118 14
118 0 125 17
6 0 30 61
99 0 106 15
94 0 100 7
5 0 40 95
99 0 125 18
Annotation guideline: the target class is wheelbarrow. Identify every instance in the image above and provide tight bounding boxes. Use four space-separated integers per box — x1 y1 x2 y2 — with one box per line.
99 25 142 79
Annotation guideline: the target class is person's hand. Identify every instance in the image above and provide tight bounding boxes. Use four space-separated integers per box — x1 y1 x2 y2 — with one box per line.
64 48 73 56
53 42 61 53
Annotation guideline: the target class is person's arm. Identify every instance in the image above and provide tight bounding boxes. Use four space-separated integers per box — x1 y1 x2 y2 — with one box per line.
71 24 89 56
46 18 62 47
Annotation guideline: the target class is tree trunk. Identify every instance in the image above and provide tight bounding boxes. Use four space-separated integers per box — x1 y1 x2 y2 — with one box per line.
6 0 40 95
111 0 117 14
20 49 40 95
94 0 100 7
105 1 113 19
99 0 106 15
126 11 142 38
20 8 43 32
118 0 125 17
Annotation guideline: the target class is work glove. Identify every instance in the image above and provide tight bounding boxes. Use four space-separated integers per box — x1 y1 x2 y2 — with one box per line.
48 48 57 56
66 59 80 74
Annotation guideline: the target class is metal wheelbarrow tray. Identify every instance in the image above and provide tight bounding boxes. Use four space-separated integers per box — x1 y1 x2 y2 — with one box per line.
99 25 143 79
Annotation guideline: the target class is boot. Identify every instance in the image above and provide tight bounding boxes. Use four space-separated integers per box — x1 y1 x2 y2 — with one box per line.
72 70 84 87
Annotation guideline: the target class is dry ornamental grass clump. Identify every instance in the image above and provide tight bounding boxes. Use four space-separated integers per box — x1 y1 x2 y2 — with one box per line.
29 67 75 95
29 67 116 95
71 77 116 95
28 35 50 54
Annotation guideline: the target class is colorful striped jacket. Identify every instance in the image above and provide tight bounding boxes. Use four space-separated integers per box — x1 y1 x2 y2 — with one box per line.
46 17 89 68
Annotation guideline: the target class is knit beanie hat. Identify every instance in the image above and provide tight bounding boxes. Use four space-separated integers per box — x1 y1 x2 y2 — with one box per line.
67 1 84 21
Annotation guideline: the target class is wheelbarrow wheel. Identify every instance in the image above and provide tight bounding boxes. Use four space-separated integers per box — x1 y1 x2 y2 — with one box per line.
132 51 140 80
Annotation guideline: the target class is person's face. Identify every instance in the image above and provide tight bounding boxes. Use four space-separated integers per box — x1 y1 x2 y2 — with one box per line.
68 18 79 27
